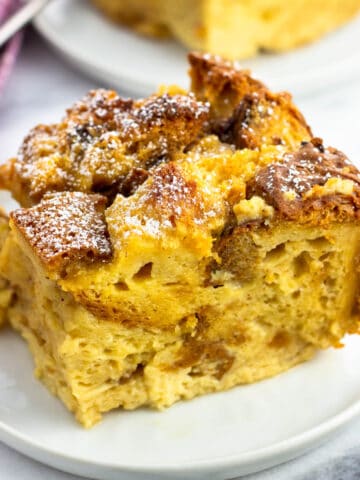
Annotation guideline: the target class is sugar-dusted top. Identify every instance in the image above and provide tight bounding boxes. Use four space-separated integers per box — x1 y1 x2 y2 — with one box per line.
1 52 360 278
11 192 112 276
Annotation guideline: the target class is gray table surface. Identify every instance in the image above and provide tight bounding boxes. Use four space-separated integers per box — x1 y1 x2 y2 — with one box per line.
0 29 359 480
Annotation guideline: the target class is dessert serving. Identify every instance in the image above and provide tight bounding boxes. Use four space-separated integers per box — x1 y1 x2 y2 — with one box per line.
92 0 360 59
0 53 360 428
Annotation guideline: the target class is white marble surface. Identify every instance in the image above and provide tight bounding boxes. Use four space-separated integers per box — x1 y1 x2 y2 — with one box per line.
0 29 360 480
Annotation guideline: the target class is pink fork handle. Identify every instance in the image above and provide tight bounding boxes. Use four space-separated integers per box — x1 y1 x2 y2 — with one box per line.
0 0 23 94
0 0 16 23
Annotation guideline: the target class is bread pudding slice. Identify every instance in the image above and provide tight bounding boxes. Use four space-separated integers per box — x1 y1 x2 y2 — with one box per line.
91 0 360 58
1 53 360 427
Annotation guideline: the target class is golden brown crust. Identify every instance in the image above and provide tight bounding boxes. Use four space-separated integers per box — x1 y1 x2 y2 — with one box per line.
188 52 312 152
141 162 202 226
249 138 360 222
0 90 209 207
1 52 360 239
188 52 265 119
0 123 70 207
119 93 209 154
10 192 112 276
213 90 312 150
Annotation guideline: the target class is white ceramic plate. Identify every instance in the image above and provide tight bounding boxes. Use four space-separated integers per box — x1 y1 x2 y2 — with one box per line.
33 0 360 97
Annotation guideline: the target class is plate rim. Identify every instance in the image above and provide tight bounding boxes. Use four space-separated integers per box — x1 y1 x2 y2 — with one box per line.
0 369 359 476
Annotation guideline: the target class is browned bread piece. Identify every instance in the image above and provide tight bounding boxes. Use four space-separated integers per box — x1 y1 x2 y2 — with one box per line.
0 53 313 208
0 91 209 206
189 53 312 149
249 138 360 221
0 53 359 427
188 52 265 118
11 192 112 276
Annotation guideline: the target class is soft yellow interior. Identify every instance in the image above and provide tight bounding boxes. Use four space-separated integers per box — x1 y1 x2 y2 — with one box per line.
1 217 358 427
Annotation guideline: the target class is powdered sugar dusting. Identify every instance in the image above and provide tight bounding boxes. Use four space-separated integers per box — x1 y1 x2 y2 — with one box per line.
251 138 360 219
12 89 209 205
11 192 112 273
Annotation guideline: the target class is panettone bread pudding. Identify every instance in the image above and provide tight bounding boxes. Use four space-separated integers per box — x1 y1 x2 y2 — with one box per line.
1 53 360 427
91 0 360 59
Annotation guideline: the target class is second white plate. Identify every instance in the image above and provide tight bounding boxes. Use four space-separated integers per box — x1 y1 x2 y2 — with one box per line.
34 0 360 96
